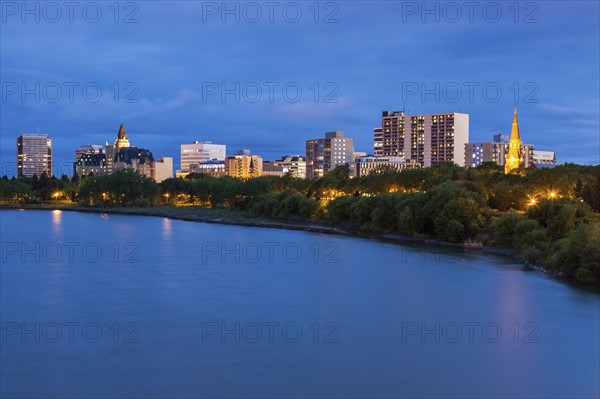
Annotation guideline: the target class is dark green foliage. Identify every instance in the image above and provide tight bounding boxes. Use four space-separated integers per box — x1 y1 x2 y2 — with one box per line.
251 190 317 220
78 169 159 207
2 163 599 283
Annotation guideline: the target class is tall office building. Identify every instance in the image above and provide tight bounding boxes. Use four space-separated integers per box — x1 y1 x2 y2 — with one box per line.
180 141 226 173
374 111 469 167
17 133 52 177
306 131 354 179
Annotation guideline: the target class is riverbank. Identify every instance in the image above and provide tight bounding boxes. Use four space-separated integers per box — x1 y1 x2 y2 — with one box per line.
0 203 349 235
2 202 579 284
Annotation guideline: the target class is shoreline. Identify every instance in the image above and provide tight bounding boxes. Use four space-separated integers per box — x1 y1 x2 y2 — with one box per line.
0 203 589 286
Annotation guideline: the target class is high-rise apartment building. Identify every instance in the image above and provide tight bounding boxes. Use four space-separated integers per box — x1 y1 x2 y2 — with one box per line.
225 150 263 179
17 133 52 177
306 131 354 179
180 141 226 173
374 111 469 167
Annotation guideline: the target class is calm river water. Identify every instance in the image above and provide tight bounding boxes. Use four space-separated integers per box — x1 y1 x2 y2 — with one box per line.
1 209 598 398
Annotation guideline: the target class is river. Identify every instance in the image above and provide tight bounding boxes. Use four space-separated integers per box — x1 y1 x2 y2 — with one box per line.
1 209 598 398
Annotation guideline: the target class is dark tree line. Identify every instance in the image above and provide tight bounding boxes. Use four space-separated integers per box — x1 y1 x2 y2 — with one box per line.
2 163 599 283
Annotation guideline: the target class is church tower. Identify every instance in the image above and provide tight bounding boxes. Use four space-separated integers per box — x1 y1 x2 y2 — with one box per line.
505 108 523 174
114 124 130 150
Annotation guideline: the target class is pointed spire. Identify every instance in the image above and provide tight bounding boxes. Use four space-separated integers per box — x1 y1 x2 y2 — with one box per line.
114 124 131 149
510 107 520 140
505 107 523 174
117 124 127 140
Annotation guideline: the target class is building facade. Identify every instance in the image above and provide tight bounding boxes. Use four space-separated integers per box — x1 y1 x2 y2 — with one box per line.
180 141 226 173
17 133 52 177
374 111 469 167
464 139 534 169
74 125 156 179
74 150 108 177
190 160 227 177
225 150 263 179
266 155 306 178
154 157 173 182
306 131 354 179
533 150 556 168
355 156 421 177
262 162 286 177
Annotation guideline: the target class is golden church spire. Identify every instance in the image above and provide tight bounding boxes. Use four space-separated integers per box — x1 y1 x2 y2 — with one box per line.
114 124 130 149
505 107 523 174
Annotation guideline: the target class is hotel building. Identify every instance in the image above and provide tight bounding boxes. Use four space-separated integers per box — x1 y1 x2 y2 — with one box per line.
17 133 52 177
374 111 469 167
74 125 156 179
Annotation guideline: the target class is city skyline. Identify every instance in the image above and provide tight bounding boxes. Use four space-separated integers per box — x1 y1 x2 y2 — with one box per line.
1 2 598 172
7 106 562 177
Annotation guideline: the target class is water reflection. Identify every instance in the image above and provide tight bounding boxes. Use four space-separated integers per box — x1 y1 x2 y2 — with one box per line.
51 209 62 233
162 218 172 238
0 209 598 399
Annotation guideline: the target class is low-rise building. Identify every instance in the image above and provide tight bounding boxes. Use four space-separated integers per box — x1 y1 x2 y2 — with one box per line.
533 150 556 168
190 160 227 177
355 156 421 177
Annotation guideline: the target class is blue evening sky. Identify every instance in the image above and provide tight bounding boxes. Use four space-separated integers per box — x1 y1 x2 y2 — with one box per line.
1 1 598 175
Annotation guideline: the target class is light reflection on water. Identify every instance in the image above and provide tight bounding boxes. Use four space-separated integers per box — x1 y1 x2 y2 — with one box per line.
0 209 598 399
